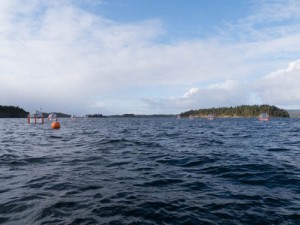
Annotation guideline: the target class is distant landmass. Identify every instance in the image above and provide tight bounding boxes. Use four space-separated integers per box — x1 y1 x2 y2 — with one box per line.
84 114 104 118
42 112 71 118
0 105 28 118
180 105 290 118
286 109 300 118
0 105 71 118
1 104 298 118
107 114 174 118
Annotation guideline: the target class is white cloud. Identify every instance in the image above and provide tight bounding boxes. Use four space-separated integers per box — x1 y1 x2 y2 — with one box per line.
144 59 300 114
249 0 300 24
256 59 300 106
1 0 300 114
143 80 250 114
0 1 166 113
0 1 248 114
183 88 199 98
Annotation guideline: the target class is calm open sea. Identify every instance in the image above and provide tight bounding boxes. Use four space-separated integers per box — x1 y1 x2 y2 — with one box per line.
0 118 299 225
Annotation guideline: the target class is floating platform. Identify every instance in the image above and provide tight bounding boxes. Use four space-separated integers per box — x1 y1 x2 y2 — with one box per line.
28 110 44 124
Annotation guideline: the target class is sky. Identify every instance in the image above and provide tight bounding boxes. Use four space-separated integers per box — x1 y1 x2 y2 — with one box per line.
1 0 300 115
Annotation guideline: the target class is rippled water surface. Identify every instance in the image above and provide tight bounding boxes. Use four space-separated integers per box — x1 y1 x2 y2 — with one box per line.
0 118 299 225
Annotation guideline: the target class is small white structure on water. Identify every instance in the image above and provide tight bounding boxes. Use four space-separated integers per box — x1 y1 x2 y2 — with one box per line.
48 113 57 121
207 114 215 120
258 113 270 121
28 110 44 124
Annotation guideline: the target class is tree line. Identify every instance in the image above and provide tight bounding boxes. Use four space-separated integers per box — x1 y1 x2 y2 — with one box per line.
0 105 28 118
180 105 290 118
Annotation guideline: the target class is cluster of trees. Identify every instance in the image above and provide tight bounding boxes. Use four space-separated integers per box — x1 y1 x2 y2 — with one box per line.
0 105 72 118
0 104 292 119
43 112 71 118
0 105 28 118
180 105 290 118
85 114 104 118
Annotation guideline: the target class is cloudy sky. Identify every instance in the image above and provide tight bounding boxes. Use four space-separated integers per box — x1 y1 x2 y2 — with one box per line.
1 0 300 115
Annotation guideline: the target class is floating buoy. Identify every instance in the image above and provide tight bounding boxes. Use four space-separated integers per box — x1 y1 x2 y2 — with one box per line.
51 121 60 129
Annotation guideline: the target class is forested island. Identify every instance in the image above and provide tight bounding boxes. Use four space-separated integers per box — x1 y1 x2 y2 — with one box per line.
44 112 71 118
0 104 293 118
0 105 71 118
0 105 29 118
180 105 290 118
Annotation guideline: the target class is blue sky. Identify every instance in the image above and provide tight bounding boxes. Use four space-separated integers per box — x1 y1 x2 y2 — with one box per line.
96 0 251 39
1 0 300 115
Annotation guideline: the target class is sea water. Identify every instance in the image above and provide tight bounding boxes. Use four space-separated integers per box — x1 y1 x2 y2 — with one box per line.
0 118 299 225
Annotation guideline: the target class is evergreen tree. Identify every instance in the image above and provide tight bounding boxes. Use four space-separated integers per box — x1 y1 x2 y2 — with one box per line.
180 105 290 118
0 105 28 118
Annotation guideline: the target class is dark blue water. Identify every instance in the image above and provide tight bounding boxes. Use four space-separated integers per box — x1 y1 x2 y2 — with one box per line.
0 118 299 225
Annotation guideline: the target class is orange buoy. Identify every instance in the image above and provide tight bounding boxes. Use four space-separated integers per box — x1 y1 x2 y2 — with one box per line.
51 121 60 129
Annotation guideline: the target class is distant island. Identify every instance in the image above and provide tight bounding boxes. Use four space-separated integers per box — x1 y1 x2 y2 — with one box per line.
0 105 28 118
0 104 297 118
180 105 290 118
43 112 71 118
84 114 104 118
84 113 175 118
107 114 174 118
287 109 300 118
0 105 71 118
0 105 175 119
